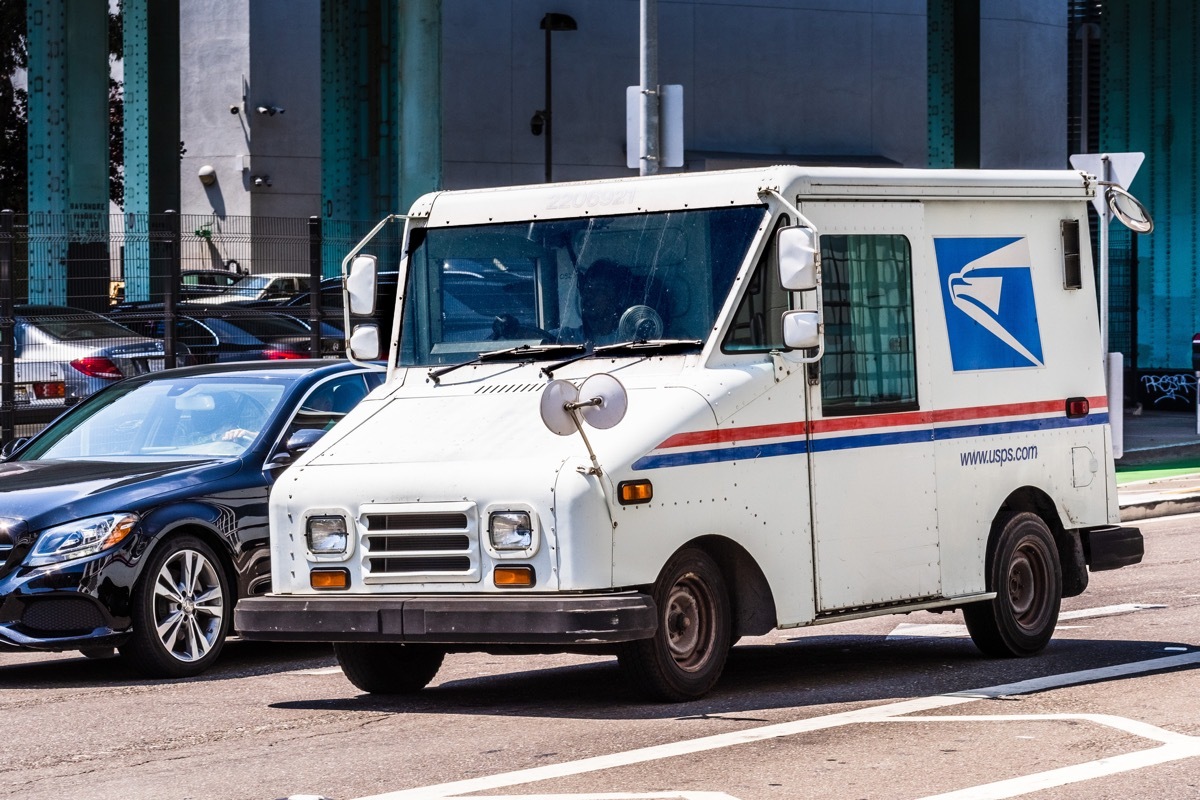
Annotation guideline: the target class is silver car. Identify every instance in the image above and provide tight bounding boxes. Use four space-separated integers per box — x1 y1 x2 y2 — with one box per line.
13 305 172 411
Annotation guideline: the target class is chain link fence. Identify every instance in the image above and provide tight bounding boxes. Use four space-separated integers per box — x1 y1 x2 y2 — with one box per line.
0 211 403 443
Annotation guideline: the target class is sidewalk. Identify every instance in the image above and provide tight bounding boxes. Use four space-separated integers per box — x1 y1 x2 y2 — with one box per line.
1116 409 1200 521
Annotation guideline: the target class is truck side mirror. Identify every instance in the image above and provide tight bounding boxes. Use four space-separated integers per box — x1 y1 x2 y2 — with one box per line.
347 254 378 316
782 310 820 350
778 227 818 291
349 323 381 361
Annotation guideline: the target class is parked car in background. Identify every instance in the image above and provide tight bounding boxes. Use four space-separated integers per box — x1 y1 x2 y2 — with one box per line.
110 269 245 308
108 307 343 362
180 268 242 299
0 360 384 677
13 305 172 414
274 271 399 345
184 272 310 306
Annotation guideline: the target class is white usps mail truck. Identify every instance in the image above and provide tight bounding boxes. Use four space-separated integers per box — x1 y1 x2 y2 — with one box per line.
236 166 1144 701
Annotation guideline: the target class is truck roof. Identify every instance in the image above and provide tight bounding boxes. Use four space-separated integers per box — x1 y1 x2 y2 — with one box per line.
412 166 1096 227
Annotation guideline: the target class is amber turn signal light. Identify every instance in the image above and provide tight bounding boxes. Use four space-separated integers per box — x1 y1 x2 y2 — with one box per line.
494 565 535 587
310 568 350 590
618 479 653 505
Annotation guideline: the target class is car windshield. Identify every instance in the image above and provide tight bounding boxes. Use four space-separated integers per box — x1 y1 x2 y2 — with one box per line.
19 374 293 460
398 206 766 366
228 275 272 295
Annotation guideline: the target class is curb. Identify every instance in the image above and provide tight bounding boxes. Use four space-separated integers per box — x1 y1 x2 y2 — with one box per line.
1120 496 1200 522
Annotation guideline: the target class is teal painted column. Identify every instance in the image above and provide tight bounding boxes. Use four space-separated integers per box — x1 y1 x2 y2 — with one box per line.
397 0 441 211
26 0 69 304
927 0 955 168
122 0 179 302
123 0 152 302
1102 0 1200 372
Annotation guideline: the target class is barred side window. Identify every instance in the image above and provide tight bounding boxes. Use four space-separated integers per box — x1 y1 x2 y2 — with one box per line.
820 234 918 415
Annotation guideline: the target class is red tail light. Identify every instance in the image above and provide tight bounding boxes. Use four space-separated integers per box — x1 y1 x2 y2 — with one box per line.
263 349 306 360
33 382 66 399
70 356 123 379
1065 397 1090 418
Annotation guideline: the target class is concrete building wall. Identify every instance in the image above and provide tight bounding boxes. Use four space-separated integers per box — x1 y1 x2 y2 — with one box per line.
979 0 1068 168
175 0 1069 209
179 0 320 220
440 0 935 190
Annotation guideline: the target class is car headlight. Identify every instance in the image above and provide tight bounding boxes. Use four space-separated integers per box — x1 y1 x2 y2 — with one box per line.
306 516 349 555
27 513 139 567
489 511 533 550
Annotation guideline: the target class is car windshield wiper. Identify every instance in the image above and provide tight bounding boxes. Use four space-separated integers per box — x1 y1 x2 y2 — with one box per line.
429 343 586 384
541 339 704 377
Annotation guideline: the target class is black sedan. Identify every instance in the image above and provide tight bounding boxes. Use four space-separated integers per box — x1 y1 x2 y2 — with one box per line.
0 360 383 678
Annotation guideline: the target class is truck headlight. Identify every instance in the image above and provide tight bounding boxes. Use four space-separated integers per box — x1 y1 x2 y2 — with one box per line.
489 511 533 550
306 516 349 555
27 513 138 567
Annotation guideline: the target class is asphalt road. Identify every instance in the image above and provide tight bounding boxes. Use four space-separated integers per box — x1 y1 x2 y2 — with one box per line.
2 514 1197 800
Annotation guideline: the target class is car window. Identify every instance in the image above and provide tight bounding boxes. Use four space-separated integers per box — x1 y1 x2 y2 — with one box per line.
280 372 380 443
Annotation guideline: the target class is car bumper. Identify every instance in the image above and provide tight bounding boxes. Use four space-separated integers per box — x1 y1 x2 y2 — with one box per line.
235 592 658 645
1081 525 1144 571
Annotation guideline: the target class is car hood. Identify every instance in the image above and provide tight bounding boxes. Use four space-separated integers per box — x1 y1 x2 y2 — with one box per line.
0 458 241 531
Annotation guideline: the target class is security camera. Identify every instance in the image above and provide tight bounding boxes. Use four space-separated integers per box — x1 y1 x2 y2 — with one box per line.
256 105 285 116
271 106 285 115
530 110 546 136
252 174 271 187
256 106 269 115
230 105 240 115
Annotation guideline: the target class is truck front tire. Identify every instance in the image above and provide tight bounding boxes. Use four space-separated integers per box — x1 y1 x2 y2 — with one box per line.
334 642 445 694
964 511 1062 657
618 547 731 702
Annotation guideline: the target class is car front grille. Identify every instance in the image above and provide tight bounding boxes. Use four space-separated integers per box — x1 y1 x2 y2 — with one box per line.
360 505 480 583
21 597 108 634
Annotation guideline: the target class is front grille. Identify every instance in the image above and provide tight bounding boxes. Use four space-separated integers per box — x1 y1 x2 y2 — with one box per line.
360 506 479 583
368 556 472 573
22 597 108 634
365 513 467 531
366 534 469 551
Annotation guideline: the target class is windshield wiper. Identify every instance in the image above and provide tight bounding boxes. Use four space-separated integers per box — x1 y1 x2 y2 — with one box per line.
429 343 586 384
541 339 703 377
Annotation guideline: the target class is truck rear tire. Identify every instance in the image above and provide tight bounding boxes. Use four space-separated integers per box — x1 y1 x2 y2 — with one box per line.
964 511 1062 657
618 547 731 702
334 643 445 694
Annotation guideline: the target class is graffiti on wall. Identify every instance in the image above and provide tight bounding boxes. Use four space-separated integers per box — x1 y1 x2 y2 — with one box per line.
1139 372 1197 410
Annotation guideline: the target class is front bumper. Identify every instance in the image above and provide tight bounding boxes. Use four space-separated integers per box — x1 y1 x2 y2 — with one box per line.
235 592 658 645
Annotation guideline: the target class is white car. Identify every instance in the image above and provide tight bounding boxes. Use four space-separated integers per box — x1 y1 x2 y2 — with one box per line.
184 273 311 306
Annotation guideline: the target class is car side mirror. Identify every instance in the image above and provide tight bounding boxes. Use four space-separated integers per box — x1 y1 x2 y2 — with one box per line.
0 438 28 461
264 428 328 472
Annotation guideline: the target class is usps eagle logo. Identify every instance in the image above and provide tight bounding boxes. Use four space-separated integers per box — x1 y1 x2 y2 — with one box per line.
934 237 1044 371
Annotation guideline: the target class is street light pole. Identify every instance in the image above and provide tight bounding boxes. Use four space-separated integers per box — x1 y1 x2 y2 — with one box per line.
639 0 659 176
538 13 577 183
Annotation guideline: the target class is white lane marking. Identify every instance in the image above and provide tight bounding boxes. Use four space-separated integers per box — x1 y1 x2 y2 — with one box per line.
458 794 740 800
293 667 344 675
888 623 968 639
887 603 1166 640
906 715 1200 800
1057 603 1166 620
350 652 1200 800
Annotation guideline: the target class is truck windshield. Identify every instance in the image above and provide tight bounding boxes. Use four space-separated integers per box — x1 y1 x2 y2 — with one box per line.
397 205 767 366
